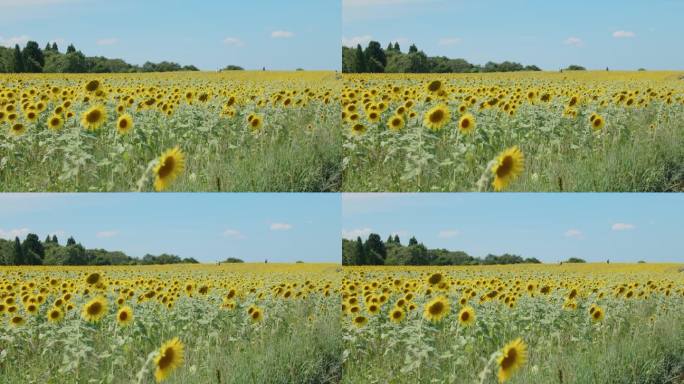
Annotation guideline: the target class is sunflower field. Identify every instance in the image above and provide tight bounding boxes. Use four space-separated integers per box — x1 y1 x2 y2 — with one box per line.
342 71 684 192
0 71 341 192
0 263 342 383
342 263 684 383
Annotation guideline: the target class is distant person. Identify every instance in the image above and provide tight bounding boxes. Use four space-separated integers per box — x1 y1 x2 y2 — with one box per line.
265 259 268 264
607 259 610 264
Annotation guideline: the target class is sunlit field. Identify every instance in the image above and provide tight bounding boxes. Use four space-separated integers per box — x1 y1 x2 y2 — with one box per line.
0 263 341 383
0 71 341 192
342 263 684 383
342 71 684 192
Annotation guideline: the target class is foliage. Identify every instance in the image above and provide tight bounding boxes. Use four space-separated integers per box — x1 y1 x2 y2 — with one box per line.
342 41 542 74
0 234 197 266
342 234 540 266
0 41 198 74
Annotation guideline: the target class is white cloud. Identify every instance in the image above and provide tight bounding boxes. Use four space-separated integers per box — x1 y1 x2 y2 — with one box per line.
438 229 460 238
613 30 636 38
0 227 30 240
222 37 244 47
611 223 635 231
342 228 372 240
564 37 583 47
96 230 118 238
438 37 462 46
271 30 294 39
0 35 30 48
564 229 583 238
222 229 245 239
270 223 293 231
342 35 373 47
96 38 119 46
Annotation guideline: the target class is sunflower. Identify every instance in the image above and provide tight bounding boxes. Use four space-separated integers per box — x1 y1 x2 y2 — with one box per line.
47 307 64 323
81 296 108 323
423 104 450 131
458 306 476 327
250 307 264 323
590 114 605 131
351 123 367 136
426 80 443 95
84 79 102 94
154 337 185 382
116 114 134 134
85 272 101 285
491 146 525 191
352 315 368 328
10 122 26 136
9 315 25 327
497 338 528 383
153 146 185 192
423 296 450 322
458 113 476 134
48 114 64 131
116 305 134 326
80 105 107 130
388 115 405 131
591 306 604 322
389 307 405 323
248 115 263 131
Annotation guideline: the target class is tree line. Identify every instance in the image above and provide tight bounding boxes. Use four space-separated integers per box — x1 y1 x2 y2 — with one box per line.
0 41 199 74
0 234 199 266
342 41 543 74
342 234 542 266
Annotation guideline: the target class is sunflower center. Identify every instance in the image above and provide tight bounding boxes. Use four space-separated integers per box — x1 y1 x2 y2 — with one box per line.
51 311 60 319
12 317 22 324
119 119 128 129
428 274 442 285
500 348 517 370
51 118 60 126
461 312 470 321
85 80 100 92
157 157 176 179
86 273 100 284
428 302 444 315
461 118 470 129
593 311 601 319
119 311 128 321
393 311 402 319
86 110 102 123
429 110 444 123
428 81 441 92
593 119 602 127
496 156 514 178
251 311 260 319
87 302 102 315
157 348 175 370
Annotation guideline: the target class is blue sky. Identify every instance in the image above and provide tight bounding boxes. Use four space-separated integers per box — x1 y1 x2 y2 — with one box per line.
0 0 340 70
343 0 684 70
342 193 684 263
0 193 341 263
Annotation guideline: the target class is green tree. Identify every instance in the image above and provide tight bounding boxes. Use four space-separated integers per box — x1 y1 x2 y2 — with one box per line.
355 237 366 265
408 236 418 246
64 51 87 73
364 41 386 73
353 44 366 73
364 233 386 265
22 41 45 73
12 44 25 73
12 237 25 265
